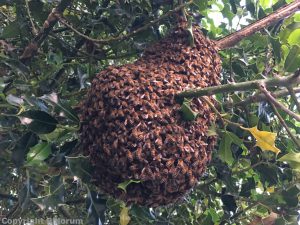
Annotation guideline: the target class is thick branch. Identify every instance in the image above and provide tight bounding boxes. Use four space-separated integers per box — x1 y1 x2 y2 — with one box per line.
56 0 193 44
216 0 300 49
177 74 300 98
20 0 72 62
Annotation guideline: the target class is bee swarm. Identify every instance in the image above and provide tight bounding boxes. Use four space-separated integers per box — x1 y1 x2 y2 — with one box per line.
79 22 221 207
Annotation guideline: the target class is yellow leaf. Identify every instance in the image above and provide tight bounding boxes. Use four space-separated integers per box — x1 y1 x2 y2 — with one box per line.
266 186 275 193
120 206 131 225
241 126 281 155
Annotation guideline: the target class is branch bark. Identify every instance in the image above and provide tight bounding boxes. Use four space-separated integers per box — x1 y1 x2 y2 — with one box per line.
226 87 300 108
56 0 193 44
177 73 300 98
258 84 300 122
216 0 300 49
20 0 72 62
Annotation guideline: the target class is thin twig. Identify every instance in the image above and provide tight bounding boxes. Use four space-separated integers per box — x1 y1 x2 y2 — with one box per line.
200 96 242 128
25 0 38 35
258 84 300 122
56 0 193 44
216 0 300 49
225 87 300 108
20 0 72 62
232 161 265 175
269 101 300 148
0 193 18 201
287 86 300 113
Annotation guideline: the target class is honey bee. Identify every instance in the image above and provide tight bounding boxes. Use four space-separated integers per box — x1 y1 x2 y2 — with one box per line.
143 140 151 150
140 169 148 180
160 176 168 184
193 150 199 159
102 146 111 156
166 159 175 168
162 169 169 176
170 167 180 178
150 149 156 158
129 165 138 172
187 170 193 178
126 150 133 162
180 163 188 175
188 176 196 186
134 148 143 161
184 155 192 163
112 139 118 149
192 160 200 168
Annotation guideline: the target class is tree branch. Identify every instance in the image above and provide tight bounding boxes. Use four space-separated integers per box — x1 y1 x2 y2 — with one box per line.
226 87 300 108
287 86 300 113
216 0 300 49
258 84 300 122
177 73 300 98
20 0 72 62
0 193 18 201
269 101 300 148
55 0 193 44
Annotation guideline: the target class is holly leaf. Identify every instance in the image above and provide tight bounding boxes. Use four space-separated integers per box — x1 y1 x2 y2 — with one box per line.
118 180 140 193
278 152 300 170
187 19 195 47
180 98 198 121
218 132 234 165
120 206 131 225
26 142 51 166
241 126 281 155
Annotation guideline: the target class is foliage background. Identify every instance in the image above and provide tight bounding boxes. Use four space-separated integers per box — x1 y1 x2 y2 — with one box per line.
0 0 300 224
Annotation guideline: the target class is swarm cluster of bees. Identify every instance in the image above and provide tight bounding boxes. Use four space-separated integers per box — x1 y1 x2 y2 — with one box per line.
79 22 221 207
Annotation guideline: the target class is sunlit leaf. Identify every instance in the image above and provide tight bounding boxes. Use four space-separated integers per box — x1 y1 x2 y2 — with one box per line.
241 126 281 155
287 28 300 45
26 142 51 166
284 45 300 72
118 180 141 193
218 132 234 165
180 98 198 121
120 206 131 225
278 151 300 170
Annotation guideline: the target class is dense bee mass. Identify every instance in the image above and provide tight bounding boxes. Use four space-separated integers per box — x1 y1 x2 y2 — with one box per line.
79 22 221 207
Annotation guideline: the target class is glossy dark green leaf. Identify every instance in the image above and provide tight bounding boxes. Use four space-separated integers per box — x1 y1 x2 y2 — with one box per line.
26 142 51 166
284 45 300 72
118 180 141 193
86 190 107 225
41 94 79 124
282 185 300 207
232 61 246 77
20 110 58 134
218 132 234 165
255 163 280 186
246 0 256 15
12 132 38 167
65 155 92 183
0 21 20 39
269 37 281 63
240 177 255 197
194 0 208 11
229 0 237 14
180 98 198 121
